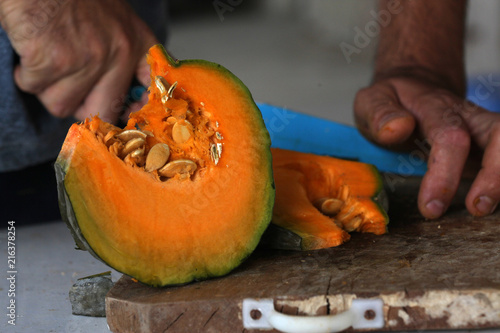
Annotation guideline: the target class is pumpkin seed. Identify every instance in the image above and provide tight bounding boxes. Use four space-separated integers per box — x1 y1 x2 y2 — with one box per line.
130 148 144 159
158 159 197 178
215 132 223 140
145 143 170 172
109 141 123 156
315 198 344 216
210 143 222 165
155 76 168 95
125 148 145 166
142 130 154 137
116 129 147 142
167 81 178 98
205 128 215 137
121 137 145 157
104 130 119 147
210 144 217 165
155 77 177 105
124 154 136 167
172 121 193 144
217 143 222 158
344 216 363 232
161 81 178 104
338 204 355 220
333 219 343 229
166 116 177 125
338 185 349 201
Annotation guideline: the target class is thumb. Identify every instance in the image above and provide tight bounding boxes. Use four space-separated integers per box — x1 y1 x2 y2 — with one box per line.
354 83 416 146
135 41 167 88
136 51 153 88
125 40 159 119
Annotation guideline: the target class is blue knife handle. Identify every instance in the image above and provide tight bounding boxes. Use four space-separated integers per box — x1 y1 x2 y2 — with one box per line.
258 103 427 176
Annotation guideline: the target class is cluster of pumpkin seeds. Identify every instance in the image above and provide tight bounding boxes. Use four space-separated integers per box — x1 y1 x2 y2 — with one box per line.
103 128 198 180
101 75 223 181
314 184 364 232
154 75 224 166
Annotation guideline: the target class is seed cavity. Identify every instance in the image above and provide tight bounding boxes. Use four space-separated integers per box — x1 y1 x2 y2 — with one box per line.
99 82 222 182
158 159 197 178
145 143 170 172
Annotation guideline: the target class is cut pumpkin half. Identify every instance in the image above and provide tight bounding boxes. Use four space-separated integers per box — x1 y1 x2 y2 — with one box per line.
55 45 275 287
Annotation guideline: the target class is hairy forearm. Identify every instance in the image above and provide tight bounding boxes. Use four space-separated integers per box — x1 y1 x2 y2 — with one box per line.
0 0 62 44
375 0 467 95
0 0 17 27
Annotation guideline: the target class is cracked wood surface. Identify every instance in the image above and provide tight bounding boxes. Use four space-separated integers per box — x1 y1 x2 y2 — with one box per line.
106 177 500 332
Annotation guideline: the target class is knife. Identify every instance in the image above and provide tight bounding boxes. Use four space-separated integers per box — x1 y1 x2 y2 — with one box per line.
258 103 427 177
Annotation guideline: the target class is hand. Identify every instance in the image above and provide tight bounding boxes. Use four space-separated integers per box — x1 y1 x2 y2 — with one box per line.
354 72 500 219
0 0 158 123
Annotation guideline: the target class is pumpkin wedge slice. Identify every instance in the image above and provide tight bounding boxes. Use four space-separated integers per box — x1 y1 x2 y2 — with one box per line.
55 45 274 287
263 148 388 251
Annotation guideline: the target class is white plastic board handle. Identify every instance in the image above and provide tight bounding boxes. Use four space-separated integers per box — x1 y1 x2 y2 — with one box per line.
242 298 384 333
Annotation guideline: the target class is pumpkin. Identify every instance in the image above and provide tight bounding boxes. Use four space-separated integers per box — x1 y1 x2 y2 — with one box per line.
264 148 388 251
55 45 275 287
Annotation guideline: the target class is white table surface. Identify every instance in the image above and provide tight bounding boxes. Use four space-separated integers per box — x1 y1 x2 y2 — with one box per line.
1 221 117 333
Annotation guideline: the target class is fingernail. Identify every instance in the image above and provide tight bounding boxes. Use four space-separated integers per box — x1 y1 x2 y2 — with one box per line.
378 112 405 131
425 200 445 219
474 196 497 216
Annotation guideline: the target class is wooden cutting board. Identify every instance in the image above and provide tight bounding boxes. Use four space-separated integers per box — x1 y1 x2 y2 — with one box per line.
105 178 500 332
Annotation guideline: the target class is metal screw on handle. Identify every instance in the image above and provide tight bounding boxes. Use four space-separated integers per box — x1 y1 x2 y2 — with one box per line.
242 298 384 333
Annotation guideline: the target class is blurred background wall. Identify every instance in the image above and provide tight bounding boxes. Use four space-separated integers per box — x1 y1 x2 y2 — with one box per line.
166 0 500 125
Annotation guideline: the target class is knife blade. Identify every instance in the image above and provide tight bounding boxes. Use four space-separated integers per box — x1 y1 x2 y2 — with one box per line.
258 103 427 176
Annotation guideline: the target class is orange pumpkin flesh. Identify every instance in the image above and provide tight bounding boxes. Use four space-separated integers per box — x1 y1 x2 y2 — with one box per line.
56 45 274 287
269 148 388 250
